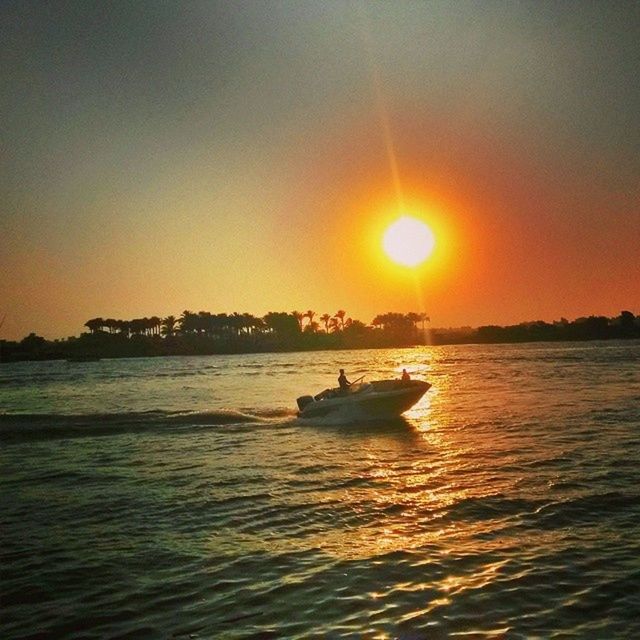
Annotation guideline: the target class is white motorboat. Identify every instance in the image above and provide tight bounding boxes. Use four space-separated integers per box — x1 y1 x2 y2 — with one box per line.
296 379 431 421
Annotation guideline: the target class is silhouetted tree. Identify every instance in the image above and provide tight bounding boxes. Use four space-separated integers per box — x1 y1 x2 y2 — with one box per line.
113 319 128 336
344 319 367 337
374 312 413 332
162 315 177 337
305 310 316 331
574 316 610 340
20 332 47 358
245 313 264 334
213 313 229 337
84 318 104 334
149 316 162 336
264 312 300 336
129 318 145 335
334 310 347 330
103 318 118 334
304 320 320 333
179 310 197 334
320 313 332 333
617 310 637 337
194 311 210 335
292 311 304 332
39 306 632 363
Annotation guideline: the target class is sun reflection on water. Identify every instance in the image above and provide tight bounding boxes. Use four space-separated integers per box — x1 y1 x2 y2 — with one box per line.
200 342 626 636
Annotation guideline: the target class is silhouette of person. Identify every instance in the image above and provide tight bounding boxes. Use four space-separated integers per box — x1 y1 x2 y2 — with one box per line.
338 368 351 392
401 369 411 382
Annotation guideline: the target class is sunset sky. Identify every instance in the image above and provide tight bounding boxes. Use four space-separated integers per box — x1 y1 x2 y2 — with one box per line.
2 1 639 341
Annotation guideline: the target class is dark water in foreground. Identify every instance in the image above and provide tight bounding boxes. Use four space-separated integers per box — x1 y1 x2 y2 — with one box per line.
1 342 639 638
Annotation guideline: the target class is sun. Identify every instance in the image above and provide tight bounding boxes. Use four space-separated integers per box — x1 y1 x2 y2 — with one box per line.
382 216 436 267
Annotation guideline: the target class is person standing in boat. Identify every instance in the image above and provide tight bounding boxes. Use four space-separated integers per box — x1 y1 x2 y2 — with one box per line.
338 369 352 393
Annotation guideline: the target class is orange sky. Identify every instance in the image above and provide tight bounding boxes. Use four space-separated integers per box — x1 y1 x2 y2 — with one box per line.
1 2 639 341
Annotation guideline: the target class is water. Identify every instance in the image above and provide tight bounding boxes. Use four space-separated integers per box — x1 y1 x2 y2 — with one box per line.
2 341 639 638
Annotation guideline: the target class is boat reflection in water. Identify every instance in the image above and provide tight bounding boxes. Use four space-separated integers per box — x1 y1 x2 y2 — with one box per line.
296 378 431 421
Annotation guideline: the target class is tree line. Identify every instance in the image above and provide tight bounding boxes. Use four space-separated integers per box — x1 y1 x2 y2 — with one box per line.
80 309 431 339
1 309 430 361
1 310 638 362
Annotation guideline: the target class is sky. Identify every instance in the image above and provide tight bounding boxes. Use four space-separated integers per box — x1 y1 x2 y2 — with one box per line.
1 0 639 340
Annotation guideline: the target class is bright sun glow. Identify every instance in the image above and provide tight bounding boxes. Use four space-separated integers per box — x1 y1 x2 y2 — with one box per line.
383 216 436 267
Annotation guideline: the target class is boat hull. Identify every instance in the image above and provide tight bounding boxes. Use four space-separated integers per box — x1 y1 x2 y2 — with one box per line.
297 380 430 421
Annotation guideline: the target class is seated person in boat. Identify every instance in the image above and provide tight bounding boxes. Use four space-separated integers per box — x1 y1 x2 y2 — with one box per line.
401 369 411 382
338 369 352 393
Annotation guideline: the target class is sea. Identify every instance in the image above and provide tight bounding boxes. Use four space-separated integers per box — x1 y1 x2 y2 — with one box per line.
1 341 639 639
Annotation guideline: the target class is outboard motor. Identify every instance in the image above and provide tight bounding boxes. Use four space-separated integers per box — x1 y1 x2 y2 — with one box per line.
296 395 314 412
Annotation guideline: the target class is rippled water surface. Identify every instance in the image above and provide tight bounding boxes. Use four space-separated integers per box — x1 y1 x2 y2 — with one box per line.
2 342 640 638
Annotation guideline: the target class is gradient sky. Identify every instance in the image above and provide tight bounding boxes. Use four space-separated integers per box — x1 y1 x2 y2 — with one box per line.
2 1 639 340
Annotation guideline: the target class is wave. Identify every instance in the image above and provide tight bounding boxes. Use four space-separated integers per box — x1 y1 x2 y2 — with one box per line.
432 491 640 535
0 408 294 442
438 493 549 522
532 491 640 527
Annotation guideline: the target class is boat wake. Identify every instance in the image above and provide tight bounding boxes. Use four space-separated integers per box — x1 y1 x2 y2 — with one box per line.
0 408 296 442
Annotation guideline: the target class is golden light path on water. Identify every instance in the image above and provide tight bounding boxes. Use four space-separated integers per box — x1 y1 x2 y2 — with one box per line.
205 347 540 566
199 344 569 638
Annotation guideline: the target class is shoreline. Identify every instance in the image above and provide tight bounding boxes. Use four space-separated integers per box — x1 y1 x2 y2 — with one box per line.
2 335 639 364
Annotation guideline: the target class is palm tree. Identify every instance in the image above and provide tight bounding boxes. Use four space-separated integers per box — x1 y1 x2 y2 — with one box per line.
178 310 193 334
304 320 320 333
161 315 177 337
141 317 153 336
292 311 304 332
121 320 132 337
320 313 331 333
252 316 266 334
214 313 230 337
263 312 278 334
344 319 366 336
196 311 213 336
129 318 145 335
334 310 346 331
149 316 162 336
229 312 244 336
305 310 316 331
405 312 422 337
373 313 410 332
406 312 421 328
241 313 262 335
264 312 298 336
